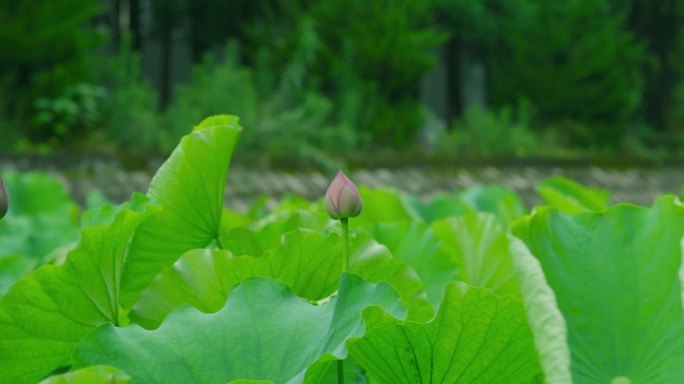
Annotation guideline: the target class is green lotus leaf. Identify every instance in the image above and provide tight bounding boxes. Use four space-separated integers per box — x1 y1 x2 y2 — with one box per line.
537 176 609 213
458 185 526 224
271 194 320 213
84 189 111 210
432 212 520 298
351 187 423 228
38 365 130 384
0 171 76 217
120 115 242 308
130 228 342 328
365 221 457 308
0 197 159 383
348 282 540 383
130 229 430 328
510 196 684 383
253 208 331 233
220 208 254 231
128 248 233 329
220 211 330 258
307 355 367 384
508 235 571 384
0 213 79 267
220 228 342 301
407 193 472 223
0 253 36 294
81 192 151 228
74 273 406 384
220 225 283 258
349 232 433 321
0 171 80 261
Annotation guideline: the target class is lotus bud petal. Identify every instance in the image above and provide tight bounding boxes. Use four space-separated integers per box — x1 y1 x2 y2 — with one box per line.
0 177 7 219
325 171 362 220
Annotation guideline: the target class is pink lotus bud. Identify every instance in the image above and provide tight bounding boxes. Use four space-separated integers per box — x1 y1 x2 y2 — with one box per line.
325 171 362 220
0 177 7 219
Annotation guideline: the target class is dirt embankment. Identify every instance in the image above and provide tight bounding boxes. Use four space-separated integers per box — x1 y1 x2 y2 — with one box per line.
0 154 679 212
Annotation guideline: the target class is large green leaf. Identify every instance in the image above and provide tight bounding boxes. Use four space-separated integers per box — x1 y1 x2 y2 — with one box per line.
0 172 80 261
129 248 233 329
237 228 341 300
537 176 609 213
458 185 526 224
349 232 433 321
508 235 571 383
38 366 131 384
0 198 158 383
406 193 472 223
130 229 342 328
311 355 367 384
121 115 242 308
131 229 430 328
365 221 457 308
0 172 78 288
351 187 423 228
0 213 79 262
0 253 36 295
80 192 151 228
74 273 406 384
220 210 331 258
220 226 276 257
432 212 520 298
510 196 684 383
251 200 329 231
348 282 540 383
1 171 76 217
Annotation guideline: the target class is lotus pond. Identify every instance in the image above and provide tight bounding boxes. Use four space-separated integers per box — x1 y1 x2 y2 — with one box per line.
0 116 682 384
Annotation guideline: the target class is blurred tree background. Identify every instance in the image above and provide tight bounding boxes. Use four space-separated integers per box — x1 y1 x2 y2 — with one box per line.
1 0 684 166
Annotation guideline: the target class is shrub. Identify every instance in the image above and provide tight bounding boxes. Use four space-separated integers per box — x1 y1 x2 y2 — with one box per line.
487 0 645 147
33 83 107 141
242 0 445 149
162 44 259 151
100 35 161 152
438 103 547 157
163 42 356 169
0 0 104 143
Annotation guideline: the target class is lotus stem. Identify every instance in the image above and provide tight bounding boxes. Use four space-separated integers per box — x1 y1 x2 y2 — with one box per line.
338 217 350 384
341 218 349 272
337 359 344 384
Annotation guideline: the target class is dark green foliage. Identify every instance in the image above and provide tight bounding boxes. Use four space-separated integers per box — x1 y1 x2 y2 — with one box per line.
4 0 684 158
437 0 500 44
188 0 264 58
100 35 160 152
242 0 445 148
435 0 528 119
33 84 107 139
162 45 258 150
162 42 357 170
0 0 104 143
313 0 445 147
620 0 684 135
487 0 645 147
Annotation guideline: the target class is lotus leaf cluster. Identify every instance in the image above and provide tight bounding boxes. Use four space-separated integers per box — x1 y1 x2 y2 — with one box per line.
0 115 682 384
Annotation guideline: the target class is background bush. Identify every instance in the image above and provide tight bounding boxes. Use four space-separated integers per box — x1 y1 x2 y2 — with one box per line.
487 0 645 148
101 35 160 153
163 42 356 169
241 0 445 149
0 0 104 145
2 0 684 161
